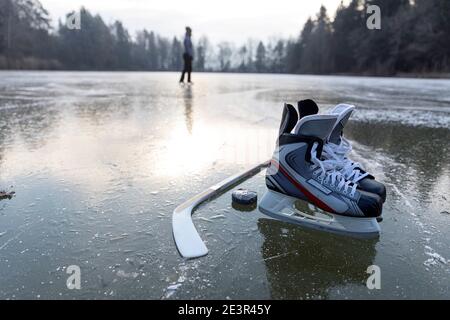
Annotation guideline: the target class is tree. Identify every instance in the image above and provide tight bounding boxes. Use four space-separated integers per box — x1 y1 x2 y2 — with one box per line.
293 17 314 73
112 21 131 69
245 39 257 72
237 45 248 72
195 36 211 71
147 31 158 70
58 8 115 69
353 0 411 74
406 0 450 72
132 30 150 70
157 36 170 70
299 6 333 74
271 39 286 73
255 41 266 72
0 0 51 66
332 0 363 73
366 0 409 17
170 37 183 71
217 42 232 72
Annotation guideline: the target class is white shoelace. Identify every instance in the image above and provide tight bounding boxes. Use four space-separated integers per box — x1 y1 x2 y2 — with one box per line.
310 143 357 197
322 138 369 183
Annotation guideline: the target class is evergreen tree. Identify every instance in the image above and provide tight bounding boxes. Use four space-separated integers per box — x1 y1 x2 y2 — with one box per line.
299 7 333 74
147 31 158 70
255 41 266 72
295 18 314 73
271 40 285 73
58 8 115 69
170 37 183 71
132 30 150 70
0 0 51 67
112 21 131 69
194 36 210 71
332 0 363 73
237 45 248 72
157 36 170 70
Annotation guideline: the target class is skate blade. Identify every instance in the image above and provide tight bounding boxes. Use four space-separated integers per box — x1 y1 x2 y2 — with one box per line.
258 190 380 238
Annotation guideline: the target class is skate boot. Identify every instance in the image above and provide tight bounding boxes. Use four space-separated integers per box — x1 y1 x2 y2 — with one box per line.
260 104 382 235
259 103 382 237
297 99 387 203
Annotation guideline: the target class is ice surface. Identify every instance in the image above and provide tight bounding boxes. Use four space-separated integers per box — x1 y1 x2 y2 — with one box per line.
0 72 449 299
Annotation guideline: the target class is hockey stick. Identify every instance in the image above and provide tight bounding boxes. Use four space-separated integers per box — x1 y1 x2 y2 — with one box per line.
172 160 271 259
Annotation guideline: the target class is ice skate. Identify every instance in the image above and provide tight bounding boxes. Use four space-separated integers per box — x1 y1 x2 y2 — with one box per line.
259 103 382 237
296 99 387 202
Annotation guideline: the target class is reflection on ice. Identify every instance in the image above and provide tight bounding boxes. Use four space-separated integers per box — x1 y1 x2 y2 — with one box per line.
257 218 378 299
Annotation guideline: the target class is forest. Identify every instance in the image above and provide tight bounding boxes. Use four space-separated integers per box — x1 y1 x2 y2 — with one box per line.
0 0 449 75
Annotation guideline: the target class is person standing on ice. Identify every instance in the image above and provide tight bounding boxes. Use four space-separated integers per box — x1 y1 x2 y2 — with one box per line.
180 27 194 84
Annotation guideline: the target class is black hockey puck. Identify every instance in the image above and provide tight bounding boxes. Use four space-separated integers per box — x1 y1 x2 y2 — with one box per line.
232 189 258 205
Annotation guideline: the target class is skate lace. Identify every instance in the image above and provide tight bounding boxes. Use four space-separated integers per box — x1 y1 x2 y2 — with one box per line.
310 143 357 197
322 138 369 183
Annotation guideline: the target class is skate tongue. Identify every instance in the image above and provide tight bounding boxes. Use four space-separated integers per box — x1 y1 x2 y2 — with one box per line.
328 104 355 144
293 113 338 141
279 104 298 136
330 104 354 115
298 99 319 119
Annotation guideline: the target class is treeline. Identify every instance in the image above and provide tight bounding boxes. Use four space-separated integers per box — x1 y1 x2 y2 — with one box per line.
0 0 58 69
1 0 449 75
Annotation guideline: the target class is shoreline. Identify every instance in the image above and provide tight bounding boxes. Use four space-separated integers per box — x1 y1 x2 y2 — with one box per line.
1 69 450 80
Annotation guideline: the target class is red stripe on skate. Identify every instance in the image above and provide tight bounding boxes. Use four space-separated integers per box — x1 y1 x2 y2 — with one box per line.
271 160 335 213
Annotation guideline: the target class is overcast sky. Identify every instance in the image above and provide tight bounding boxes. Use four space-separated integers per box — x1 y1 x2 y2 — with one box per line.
40 0 346 43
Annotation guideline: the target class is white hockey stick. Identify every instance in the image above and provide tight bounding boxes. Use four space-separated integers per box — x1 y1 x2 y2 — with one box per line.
172 160 271 259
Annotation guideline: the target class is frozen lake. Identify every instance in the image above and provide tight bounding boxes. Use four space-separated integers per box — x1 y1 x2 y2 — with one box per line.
0 71 449 299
